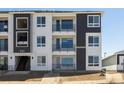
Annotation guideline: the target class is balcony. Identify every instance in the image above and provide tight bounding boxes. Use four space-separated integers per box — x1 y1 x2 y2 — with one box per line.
52 24 75 36
52 44 75 51
52 44 76 55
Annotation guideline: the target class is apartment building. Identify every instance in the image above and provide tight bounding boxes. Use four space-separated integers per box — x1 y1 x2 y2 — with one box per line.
0 10 102 71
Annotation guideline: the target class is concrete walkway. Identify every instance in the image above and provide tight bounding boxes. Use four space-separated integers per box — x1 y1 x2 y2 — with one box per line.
106 73 123 83
4 71 30 75
62 80 107 84
41 72 60 84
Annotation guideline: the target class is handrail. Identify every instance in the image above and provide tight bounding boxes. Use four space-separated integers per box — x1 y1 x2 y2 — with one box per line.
52 44 75 51
52 24 75 31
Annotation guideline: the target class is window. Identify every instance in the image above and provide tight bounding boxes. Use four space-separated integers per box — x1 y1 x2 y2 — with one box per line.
0 56 8 70
61 20 73 30
88 56 99 66
62 57 74 67
0 20 8 32
88 36 99 47
16 31 28 47
61 38 73 48
87 15 100 27
37 36 46 47
16 17 28 30
37 56 46 66
37 16 46 27
0 39 8 51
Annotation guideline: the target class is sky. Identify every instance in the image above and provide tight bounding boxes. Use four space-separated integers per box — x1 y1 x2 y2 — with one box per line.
0 8 123 57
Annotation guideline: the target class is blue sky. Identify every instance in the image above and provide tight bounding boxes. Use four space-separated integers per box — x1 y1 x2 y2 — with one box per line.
0 8 123 57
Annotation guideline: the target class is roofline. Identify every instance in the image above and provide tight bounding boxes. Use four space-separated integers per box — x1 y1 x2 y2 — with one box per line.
102 50 124 60
0 10 103 14
102 54 115 61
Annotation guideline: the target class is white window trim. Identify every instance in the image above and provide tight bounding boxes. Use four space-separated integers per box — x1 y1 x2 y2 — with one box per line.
37 16 46 27
88 56 99 66
88 36 99 47
87 15 100 28
16 31 28 47
16 17 28 30
37 56 47 66
37 36 46 47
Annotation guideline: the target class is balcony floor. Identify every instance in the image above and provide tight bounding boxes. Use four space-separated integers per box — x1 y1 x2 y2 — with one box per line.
52 51 76 55
52 31 75 36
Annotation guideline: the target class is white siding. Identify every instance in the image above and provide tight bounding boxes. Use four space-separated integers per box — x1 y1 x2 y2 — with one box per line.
31 13 52 71
86 33 102 70
8 14 15 70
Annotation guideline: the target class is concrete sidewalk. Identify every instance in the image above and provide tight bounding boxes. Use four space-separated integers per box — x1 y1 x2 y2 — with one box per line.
62 80 107 84
41 72 60 84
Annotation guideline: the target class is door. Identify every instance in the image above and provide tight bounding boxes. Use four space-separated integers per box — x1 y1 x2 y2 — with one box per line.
55 57 61 70
16 56 30 71
56 38 60 50
56 20 60 31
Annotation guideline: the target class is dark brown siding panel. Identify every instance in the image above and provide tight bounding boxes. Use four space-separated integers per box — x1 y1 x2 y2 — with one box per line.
76 14 101 47
13 14 31 53
76 13 101 71
76 48 86 70
76 14 86 47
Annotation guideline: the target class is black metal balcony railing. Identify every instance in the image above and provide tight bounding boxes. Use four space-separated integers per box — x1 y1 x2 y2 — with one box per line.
52 44 75 51
52 24 75 32
52 64 76 70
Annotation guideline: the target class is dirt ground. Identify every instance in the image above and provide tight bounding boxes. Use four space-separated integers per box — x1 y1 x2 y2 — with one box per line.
0 71 105 83
59 72 105 83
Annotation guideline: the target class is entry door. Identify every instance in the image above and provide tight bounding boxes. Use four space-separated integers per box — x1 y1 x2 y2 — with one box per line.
56 20 60 31
55 57 60 69
56 38 60 50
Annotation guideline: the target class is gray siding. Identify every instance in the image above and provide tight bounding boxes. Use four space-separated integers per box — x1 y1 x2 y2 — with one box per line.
13 14 31 53
102 55 117 67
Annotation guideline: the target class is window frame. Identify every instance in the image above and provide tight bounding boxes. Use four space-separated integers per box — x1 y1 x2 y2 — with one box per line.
88 36 99 47
0 39 8 51
87 15 100 27
61 38 73 48
37 56 46 66
61 57 74 67
16 31 28 47
16 17 28 30
0 20 8 32
61 19 73 30
37 16 46 27
88 56 99 66
37 36 46 47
